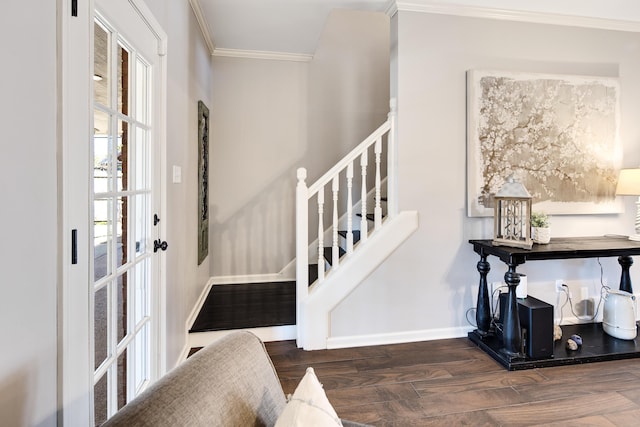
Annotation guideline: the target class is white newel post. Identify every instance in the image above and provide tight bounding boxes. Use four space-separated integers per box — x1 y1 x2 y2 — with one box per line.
332 176 340 268
387 98 398 218
346 162 354 255
295 168 308 348
374 137 382 230
360 151 368 243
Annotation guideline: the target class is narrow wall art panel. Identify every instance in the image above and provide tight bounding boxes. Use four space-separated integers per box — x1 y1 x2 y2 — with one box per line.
198 100 209 265
466 70 622 217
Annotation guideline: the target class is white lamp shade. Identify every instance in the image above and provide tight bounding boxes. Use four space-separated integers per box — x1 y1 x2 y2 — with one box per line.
615 168 640 196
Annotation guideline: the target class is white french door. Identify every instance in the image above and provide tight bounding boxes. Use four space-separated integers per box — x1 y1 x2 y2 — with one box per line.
59 0 167 425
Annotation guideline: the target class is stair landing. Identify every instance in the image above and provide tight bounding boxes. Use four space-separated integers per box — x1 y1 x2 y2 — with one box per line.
189 281 296 332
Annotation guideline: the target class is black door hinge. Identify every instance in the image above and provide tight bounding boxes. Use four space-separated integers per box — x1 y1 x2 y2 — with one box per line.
71 229 78 264
72 0 78 17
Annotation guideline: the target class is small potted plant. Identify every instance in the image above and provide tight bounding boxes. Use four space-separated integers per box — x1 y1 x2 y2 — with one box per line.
531 211 550 244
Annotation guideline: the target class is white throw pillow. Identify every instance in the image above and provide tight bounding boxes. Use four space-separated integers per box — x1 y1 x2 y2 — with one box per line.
275 367 343 427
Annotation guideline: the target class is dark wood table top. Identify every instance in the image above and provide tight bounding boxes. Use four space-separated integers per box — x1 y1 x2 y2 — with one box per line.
469 235 640 265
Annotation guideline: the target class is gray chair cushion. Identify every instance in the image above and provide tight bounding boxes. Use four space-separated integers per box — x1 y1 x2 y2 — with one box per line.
103 331 287 426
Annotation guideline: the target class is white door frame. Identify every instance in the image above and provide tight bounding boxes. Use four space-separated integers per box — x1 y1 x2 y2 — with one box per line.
58 0 167 424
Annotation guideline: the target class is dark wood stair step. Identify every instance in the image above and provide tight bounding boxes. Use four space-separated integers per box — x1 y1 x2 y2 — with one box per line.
189 281 295 332
338 230 361 244
308 264 319 285
357 213 385 222
323 246 346 264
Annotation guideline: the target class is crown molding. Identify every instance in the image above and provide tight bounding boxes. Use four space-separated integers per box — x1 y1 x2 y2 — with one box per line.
189 0 216 55
212 48 313 62
384 0 398 17
388 0 640 32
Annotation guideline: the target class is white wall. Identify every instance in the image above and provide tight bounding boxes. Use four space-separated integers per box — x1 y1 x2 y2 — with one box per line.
210 56 307 277
145 0 214 367
0 2 58 426
331 11 640 340
210 9 390 277
305 9 390 183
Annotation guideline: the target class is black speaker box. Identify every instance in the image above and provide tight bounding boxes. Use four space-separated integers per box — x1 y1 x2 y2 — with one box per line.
499 294 554 359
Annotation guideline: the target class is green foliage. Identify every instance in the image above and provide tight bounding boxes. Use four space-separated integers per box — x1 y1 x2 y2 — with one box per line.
531 211 550 228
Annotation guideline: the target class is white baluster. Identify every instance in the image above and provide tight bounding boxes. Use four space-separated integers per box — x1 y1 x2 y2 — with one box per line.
332 176 339 268
360 150 368 243
317 188 325 282
387 98 397 218
374 137 382 230
346 162 354 255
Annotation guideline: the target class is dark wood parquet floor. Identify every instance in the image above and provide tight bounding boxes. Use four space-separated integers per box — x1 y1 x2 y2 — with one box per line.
264 338 640 426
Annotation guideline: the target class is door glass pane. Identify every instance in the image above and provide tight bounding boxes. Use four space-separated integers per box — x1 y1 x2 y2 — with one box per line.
134 126 148 190
93 109 111 192
94 198 112 281
117 119 128 192
94 373 108 426
94 284 109 370
134 323 149 393
134 259 149 325
117 271 128 344
117 349 127 410
94 22 110 106
135 57 148 124
116 196 128 268
117 43 130 116
134 194 148 255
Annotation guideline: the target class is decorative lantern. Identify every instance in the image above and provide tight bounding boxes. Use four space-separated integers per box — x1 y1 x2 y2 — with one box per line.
493 176 533 249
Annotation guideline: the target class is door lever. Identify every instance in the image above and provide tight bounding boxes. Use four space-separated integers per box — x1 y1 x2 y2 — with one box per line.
154 239 168 252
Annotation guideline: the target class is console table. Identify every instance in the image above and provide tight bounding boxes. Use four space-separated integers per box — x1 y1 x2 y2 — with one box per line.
468 236 640 370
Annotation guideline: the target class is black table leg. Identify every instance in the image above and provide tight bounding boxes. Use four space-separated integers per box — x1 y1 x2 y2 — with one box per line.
476 255 491 335
619 255 634 293
502 264 523 356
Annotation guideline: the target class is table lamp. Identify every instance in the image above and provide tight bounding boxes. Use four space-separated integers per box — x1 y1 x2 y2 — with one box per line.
615 168 640 241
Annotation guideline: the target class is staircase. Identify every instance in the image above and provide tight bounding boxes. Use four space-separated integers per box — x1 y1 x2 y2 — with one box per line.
295 99 418 350
187 99 418 352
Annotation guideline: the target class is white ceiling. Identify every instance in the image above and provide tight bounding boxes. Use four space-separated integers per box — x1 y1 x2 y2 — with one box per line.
196 0 389 55
194 0 640 56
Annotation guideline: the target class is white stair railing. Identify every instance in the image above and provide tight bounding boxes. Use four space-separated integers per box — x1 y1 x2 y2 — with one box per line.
295 100 397 310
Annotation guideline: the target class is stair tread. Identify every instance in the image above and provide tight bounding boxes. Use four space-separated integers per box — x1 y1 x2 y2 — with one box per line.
337 230 361 243
323 246 346 264
357 213 385 221
308 264 319 285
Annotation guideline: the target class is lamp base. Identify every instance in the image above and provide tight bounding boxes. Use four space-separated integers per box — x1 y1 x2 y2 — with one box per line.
629 234 640 242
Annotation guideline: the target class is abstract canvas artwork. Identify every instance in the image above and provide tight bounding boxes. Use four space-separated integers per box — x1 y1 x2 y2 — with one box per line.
467 70 622 217
198 100 209 265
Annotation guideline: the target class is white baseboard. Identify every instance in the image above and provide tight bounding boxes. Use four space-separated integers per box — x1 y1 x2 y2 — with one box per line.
326 326 475 350
210 272 295 284
185 277 215 333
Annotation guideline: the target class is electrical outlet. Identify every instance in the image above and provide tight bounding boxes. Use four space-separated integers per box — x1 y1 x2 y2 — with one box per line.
555 279 564 292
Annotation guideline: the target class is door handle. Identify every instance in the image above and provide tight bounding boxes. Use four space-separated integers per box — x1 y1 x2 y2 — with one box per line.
154 239 168 252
